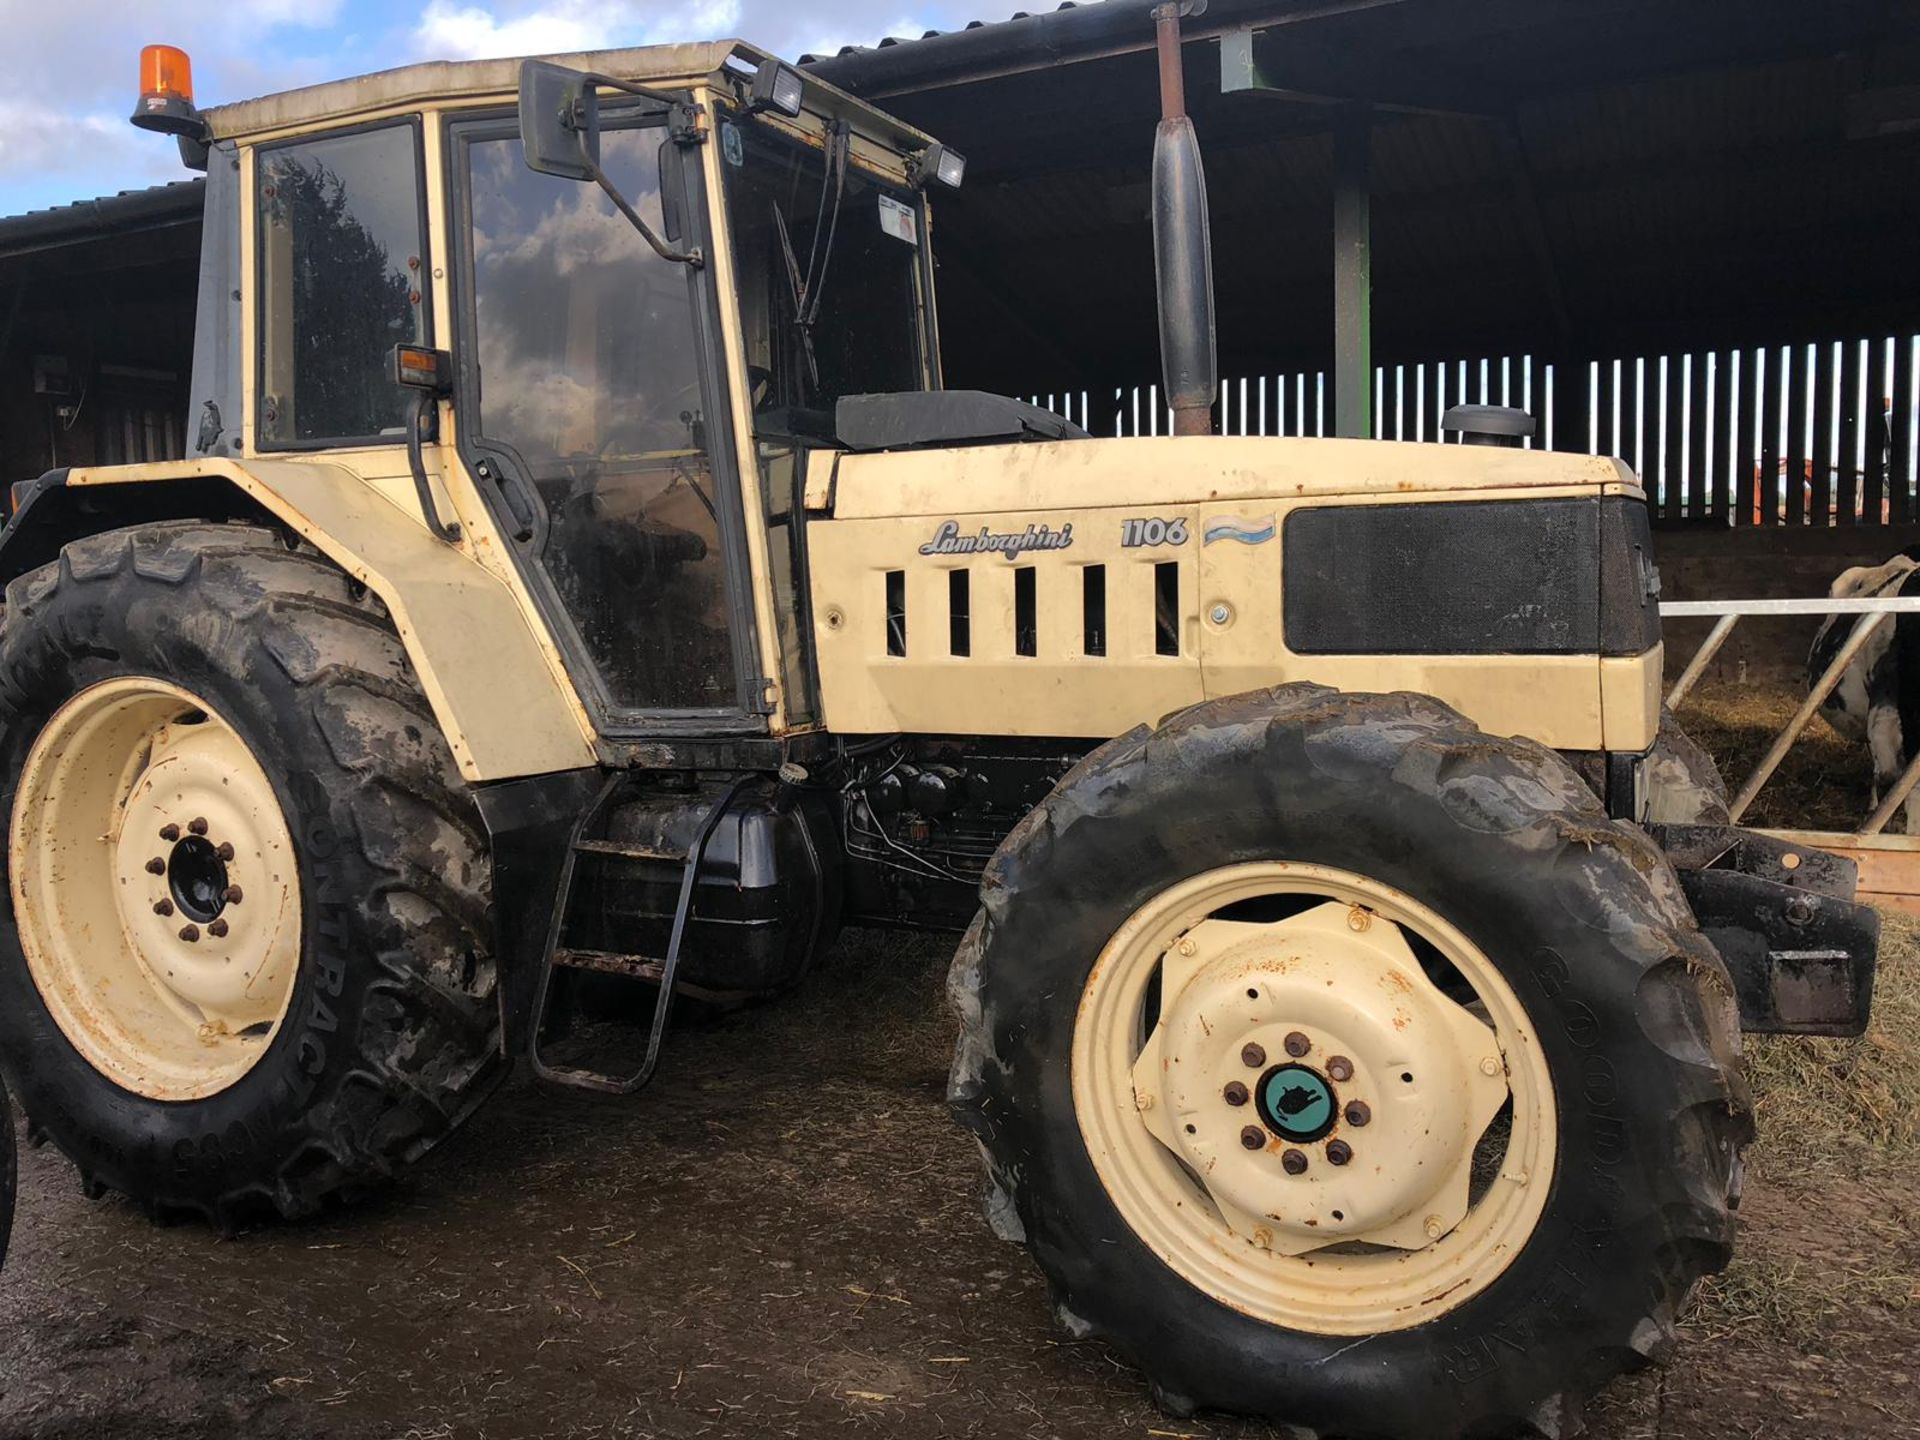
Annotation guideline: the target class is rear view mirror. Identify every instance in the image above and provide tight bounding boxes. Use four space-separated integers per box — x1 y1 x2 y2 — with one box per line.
514 60 705 269
518 60 599 181
658 137 686 242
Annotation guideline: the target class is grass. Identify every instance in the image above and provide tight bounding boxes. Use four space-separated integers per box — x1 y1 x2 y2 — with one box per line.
1741 910 1920 1182
1690 1251 1916 1342
1689 911 1920 1339
1664 680 1920 1338
1687 917 1920 1340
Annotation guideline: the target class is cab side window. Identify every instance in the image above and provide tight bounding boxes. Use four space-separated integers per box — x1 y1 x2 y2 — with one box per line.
256 123 429 447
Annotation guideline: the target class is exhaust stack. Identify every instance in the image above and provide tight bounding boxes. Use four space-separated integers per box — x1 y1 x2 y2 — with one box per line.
1151 1 1217 436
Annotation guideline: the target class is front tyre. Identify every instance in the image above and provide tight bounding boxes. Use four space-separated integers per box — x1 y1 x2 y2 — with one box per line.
949 684 1750 1439
0 523 502 1224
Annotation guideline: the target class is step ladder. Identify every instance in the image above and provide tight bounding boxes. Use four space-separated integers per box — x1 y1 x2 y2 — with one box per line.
528 773 755 1096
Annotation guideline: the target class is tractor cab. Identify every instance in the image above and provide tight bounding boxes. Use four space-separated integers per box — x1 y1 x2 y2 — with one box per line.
162 42 954 740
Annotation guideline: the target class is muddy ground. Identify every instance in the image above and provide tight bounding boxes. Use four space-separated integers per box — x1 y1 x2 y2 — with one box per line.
2 921 1916 1440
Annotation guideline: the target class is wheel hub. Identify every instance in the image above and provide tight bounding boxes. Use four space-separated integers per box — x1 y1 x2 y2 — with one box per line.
1131 901 1510 1255
166 835 231 923
1254 1063 1336 1143
9 678 302 1100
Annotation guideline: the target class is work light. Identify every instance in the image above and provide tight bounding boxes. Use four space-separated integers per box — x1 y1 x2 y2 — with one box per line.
910 142 966 190
749 61 805 117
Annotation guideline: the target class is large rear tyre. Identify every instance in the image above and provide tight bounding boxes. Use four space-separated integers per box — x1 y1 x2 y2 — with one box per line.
949 684 1750 1439
0 1069 14 1272
1645 707 1731 824
0 522 502 1224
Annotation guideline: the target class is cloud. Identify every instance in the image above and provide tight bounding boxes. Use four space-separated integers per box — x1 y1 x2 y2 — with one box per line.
0 0 357 205
407 1 952 67
793 13 933 60
0 0 1010 214
0 98 181 202
411 1 746 62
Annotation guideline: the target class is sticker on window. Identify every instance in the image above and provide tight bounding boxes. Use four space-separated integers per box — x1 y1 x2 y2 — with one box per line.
878 193 918 246
720 122 744 168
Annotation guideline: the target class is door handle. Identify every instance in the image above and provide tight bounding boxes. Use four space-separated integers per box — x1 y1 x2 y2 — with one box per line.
475 457 538 542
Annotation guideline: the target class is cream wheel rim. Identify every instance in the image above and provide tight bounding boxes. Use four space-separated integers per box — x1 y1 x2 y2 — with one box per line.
9 677 302 1101
1073 862 1556 1335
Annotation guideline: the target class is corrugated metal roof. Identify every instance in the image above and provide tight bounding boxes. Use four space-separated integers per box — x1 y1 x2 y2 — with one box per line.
818 0 1920 392
798 3 1092 64
0 180 204 258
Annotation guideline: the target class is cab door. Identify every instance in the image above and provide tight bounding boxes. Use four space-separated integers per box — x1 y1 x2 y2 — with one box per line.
447 106 762 733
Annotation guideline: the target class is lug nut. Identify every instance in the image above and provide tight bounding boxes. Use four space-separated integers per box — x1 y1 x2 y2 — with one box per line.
188 817 209 836
152 899 174 917
1223 1081 1250 1107
207 918 229 938
145 857 166 875
1424 1214 1445 1240
216 842 235 862
1283 1030 1311 1058
224 885 244 905
1281 1148 1308 1175
1326 1139 1352 1166
159 823 181 842
1239 1126 1266 1151
1326 1055 1354 1082
1479 1056 1502 1077
178 925 200 943
1344 1100 1371 1127
1240 1042 1267 1068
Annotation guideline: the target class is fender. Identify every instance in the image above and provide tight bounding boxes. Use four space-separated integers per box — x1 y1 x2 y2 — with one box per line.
1 458 595 784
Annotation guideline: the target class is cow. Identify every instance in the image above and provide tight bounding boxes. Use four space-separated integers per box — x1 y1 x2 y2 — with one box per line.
1809 547 1920 832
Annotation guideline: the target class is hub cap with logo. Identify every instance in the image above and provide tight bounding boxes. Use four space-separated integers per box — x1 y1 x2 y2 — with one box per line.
1073 862 1556 1335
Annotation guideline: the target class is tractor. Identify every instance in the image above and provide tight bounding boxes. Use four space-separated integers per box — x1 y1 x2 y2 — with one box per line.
0 21 1879 1438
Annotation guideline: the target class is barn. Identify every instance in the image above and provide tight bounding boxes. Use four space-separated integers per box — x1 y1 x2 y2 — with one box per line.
803 0 1920 874
2 0 1917 844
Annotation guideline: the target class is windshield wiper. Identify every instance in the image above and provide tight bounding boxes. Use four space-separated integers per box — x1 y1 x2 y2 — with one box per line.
770 120 851 394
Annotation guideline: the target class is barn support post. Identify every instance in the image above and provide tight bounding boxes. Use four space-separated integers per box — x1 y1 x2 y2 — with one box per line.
1332 104 1373 439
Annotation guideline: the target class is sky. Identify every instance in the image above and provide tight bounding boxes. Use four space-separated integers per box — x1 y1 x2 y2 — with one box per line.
0 0 991 216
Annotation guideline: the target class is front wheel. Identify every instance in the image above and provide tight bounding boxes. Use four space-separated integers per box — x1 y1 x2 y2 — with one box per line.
0 523 503 1224
949 684 1749 1439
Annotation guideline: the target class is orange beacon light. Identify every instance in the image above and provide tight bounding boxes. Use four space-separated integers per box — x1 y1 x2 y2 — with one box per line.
130 45 204 137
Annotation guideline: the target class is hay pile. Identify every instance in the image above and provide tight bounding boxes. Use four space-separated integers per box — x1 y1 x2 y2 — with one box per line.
1673 679 1872 831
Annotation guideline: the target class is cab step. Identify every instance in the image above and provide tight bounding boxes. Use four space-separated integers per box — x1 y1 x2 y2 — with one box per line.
528 774 756 1096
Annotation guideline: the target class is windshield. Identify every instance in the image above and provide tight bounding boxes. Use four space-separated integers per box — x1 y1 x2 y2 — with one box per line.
720 114 930 436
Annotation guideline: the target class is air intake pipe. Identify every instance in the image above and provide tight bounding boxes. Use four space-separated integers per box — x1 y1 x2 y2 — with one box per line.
1151 1 1217 436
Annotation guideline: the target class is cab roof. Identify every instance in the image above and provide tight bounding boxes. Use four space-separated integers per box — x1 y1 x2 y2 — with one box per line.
202 38 935 153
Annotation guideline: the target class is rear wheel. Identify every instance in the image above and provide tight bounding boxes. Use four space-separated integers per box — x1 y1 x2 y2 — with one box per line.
950 683 1749 1438
0 1069 14 1271
0 522 503 1223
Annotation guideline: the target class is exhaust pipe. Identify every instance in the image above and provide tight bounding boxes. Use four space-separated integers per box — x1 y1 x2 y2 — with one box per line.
1151 1 1217 437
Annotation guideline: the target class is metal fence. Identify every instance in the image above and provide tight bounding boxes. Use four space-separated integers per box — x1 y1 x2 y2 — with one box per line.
1036 334 1920 528
1663 594 1920 834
